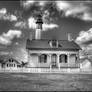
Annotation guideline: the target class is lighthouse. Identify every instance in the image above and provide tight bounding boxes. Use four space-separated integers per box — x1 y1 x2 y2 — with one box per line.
35 14 43 40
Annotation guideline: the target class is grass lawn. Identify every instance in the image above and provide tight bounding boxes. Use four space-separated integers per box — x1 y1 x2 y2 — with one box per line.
0 73 92 91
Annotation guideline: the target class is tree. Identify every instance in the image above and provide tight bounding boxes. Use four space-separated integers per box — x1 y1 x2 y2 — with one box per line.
21 61 28 67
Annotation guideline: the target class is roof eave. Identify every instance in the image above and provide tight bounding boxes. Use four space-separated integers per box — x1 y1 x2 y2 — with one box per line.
27 48 80 51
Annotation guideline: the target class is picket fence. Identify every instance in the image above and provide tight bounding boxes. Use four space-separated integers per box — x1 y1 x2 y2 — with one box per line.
0 67 92 73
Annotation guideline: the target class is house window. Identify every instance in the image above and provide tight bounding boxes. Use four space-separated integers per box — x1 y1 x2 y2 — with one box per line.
49 40 58 48
9 59 11 62
10 64 11 67
14 64 15 67
52 40 57 47
52 54 57 63
52 40 58 48
11 64 13 67
75 55 78 61
12 60 13 62
11 64 12 67
7 64 8 67
39 54 47 63
17 65 21 68
59 54 67 63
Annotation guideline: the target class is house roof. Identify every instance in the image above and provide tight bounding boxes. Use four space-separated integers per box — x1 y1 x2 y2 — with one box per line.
2 58 21 64
26 39 81 51
80 57 92 63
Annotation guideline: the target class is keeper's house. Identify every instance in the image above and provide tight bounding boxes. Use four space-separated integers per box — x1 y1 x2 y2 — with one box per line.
26 14 81 72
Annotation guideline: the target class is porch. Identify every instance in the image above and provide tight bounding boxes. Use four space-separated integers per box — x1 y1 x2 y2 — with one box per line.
28 51 80 69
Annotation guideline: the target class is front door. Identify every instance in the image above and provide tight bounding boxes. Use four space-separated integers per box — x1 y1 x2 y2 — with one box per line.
51 54 57 68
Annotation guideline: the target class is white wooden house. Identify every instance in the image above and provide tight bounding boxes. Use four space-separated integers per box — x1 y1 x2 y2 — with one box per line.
26 14 81 73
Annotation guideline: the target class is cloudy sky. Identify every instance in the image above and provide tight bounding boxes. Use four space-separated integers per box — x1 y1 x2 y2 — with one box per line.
0 0 92 62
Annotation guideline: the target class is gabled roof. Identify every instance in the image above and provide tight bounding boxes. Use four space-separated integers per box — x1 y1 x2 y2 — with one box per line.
80 57 92 63
26 39 81 51
2 58 21 64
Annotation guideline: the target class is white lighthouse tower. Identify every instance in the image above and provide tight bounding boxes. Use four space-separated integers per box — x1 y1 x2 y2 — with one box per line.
35 14 43 40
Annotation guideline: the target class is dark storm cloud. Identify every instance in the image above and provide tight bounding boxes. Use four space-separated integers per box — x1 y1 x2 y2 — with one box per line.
20 0 92 22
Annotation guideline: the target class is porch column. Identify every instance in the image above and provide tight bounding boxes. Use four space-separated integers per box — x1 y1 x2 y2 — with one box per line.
76 53 80 67
67 54 70 67
27 50 29 62
49 54 52 71
57 54 60 70
37 53 41 64
27 50 30 67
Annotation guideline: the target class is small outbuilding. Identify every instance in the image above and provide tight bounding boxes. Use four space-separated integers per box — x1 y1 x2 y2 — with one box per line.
80 58 92 71
2 58 21 69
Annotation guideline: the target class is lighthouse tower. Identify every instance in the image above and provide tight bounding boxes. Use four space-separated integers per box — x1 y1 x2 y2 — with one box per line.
35 14 43 40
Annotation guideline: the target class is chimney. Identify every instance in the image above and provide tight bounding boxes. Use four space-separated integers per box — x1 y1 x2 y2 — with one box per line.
35 14 43 40
68 33 73 41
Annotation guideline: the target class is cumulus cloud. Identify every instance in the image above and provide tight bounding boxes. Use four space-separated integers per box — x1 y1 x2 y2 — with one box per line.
28 17 58 31
0 30 22 45
15 21 27 29
75 28 92 45
0 8 7 14
0 8 17 21
21 0 35 9
28 17 36 29
38 1 47 7
80 13 92 21
86 44 92 51
75 28 92 53
56 1 92 21
65 6 88 17
15 42 19 45
43 23 58 31
21 0 48 9
2 14 17 21
0 51 10 55
56 1 70 11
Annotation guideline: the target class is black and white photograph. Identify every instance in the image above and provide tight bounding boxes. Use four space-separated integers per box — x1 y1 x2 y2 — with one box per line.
0 0 92 91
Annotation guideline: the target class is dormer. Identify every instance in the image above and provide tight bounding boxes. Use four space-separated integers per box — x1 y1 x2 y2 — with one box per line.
49 39 58 48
